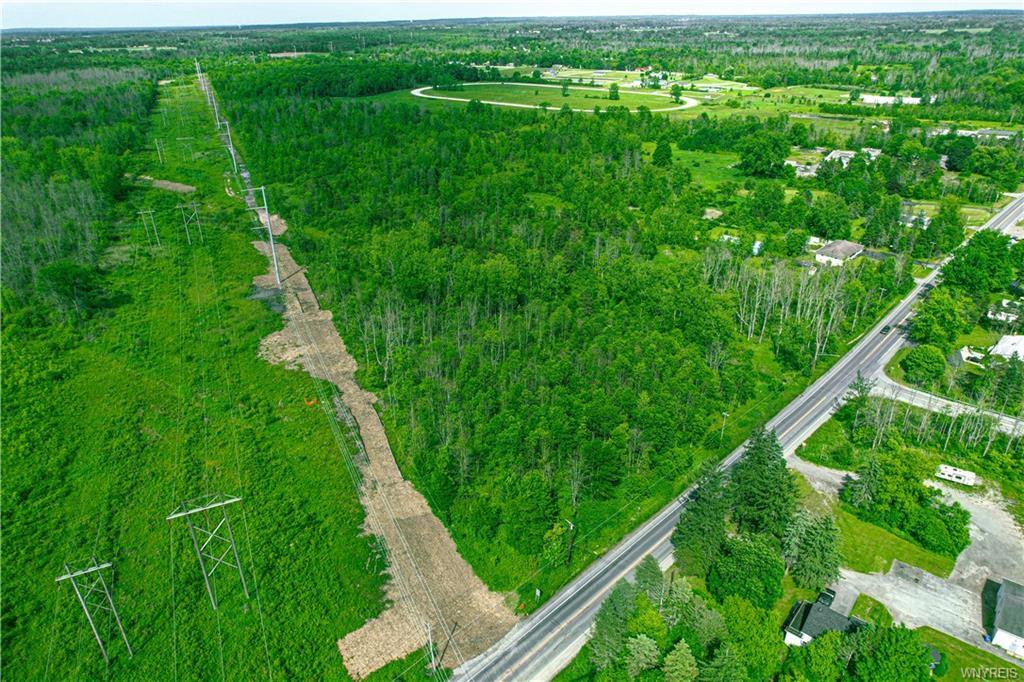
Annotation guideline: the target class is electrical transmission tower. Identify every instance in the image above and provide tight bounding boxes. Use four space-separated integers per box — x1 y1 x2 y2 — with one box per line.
167 493 250 610
177 201 204 245
218 120 238 174
138 209 160 246
246 186 281 286
56 558 133 663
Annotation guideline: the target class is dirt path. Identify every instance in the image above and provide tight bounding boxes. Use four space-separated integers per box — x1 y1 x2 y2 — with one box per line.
250 220 517 679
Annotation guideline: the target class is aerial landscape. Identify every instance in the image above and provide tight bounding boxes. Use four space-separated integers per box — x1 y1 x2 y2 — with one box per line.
3 1 1024 680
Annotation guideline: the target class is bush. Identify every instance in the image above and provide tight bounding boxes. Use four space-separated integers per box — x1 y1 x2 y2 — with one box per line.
901 344 947 385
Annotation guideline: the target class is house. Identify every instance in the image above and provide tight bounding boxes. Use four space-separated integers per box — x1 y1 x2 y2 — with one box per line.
815 240 864 267
993 579 1024 659
977 128 1016 140
784 591 865 646
936 464 977 486
861 147 883 161
785 159 819 177
949 346 984 368
989 335 1024 361
987 299 1022 325
824 150 857 168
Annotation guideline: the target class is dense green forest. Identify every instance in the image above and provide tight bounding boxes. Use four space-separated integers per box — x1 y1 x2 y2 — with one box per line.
213 60 913 596
3 11 1024 680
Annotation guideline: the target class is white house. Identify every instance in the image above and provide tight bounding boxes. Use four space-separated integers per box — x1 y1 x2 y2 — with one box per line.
993 579 1024 659
990 335 1024 360
815 240 864 267
936 464 977 487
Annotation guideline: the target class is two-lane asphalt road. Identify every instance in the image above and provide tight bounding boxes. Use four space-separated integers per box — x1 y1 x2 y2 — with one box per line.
454 193 1024 682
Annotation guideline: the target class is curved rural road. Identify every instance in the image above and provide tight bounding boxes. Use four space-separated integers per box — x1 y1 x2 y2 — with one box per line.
410 82 700 113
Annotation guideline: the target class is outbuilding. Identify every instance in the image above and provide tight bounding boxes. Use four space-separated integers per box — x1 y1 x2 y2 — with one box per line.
993 579 1024 659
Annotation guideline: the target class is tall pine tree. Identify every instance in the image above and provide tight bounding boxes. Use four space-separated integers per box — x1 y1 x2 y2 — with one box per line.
732 428 796 540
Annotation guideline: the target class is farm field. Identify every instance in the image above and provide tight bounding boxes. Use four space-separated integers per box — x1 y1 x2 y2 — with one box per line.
413 82 694 111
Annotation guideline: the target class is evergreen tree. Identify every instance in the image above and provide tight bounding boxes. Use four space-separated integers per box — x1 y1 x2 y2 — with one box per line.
625 634 660 678
590 579 637 669
782 510 842 591
673 468 729 576
732 428 796 540
653 139 673 167
697 644 746 682
609 82 620 100
663 639 698 682
659 574 694 626
635 554 665 605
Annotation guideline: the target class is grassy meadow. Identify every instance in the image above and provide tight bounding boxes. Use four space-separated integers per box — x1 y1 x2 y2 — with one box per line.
1 78 434 681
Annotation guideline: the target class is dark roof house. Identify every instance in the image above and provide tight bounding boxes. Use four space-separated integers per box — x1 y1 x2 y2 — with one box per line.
784 593 865 646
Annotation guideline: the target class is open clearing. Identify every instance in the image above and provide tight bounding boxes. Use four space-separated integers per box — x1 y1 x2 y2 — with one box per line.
411 82 699 112
241 166 517 676
791 455 1024 667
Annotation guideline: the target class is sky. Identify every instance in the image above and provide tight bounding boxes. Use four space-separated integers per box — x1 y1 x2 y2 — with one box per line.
4 0 1021 30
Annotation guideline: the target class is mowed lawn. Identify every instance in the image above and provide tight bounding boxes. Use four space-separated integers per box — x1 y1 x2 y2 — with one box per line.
419 83 686 111
918 627 1024 681
837 505 956 577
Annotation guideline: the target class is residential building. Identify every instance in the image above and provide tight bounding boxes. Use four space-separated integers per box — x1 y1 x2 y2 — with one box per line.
784 591 865 646
990 335 1024 361
993 579 1024 659
815 240 864 267
824 149 857 167
949 346 984 368
987 299 1022 325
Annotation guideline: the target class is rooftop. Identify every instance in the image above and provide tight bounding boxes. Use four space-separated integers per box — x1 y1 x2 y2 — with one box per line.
785 600 863 640
817 240 864 260
990 335 1024 360
996 579 1024 638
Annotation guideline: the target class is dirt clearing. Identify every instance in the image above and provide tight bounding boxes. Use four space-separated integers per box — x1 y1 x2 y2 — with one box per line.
251 219 517 679
136 174 196 193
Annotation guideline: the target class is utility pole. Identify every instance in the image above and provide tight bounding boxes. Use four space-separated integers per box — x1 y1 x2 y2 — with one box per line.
56 558 133 663
426 622 437 673
155 138 164 164
138 209 160 246
246 186 281 286
177 201 204 245
167 493 250 610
